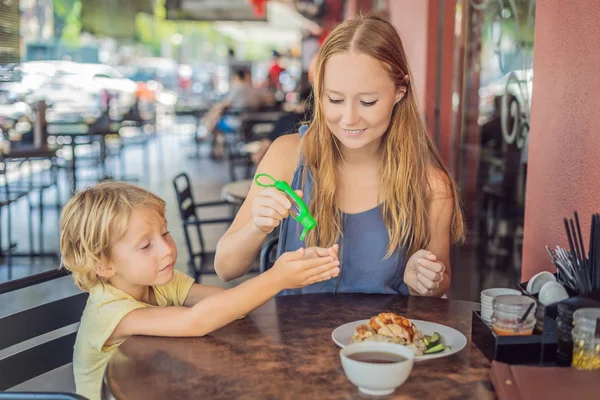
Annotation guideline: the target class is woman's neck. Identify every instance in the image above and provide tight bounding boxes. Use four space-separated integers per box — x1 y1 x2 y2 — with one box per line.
339 137 384 167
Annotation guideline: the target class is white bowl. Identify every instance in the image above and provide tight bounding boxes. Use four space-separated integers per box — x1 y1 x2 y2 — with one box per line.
340 342 414 396
526 271 556 294
538 281 569 305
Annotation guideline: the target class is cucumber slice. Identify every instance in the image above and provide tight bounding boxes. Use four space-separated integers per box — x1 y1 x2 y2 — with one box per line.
430 332 440 345
424 343 444 354
423 337 430 347
444 345 451 351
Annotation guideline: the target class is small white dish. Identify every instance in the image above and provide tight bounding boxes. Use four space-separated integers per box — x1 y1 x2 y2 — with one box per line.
481 288 521 301
538 281 569 305
526 271 556 294
340 342 414 396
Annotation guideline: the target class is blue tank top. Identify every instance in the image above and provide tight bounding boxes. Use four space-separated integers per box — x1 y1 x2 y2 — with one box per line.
278 126 410 295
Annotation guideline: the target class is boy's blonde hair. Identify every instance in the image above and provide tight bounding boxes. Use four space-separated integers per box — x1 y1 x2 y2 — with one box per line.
59 181 166 292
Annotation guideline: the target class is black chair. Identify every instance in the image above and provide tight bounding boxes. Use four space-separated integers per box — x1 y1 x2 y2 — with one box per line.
0 156 33 277
109 121 152 184
223 112 278 182
260 236 279 273
0 270 88 398
0 393 87 399
7 156 62 258
172 173 235 281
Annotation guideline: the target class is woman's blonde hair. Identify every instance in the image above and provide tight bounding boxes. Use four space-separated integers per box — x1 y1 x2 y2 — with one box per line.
59 181 166 291
301 14 464 257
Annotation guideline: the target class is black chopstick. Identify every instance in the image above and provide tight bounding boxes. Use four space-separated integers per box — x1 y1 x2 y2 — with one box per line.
590 214 600 290
574 212 586 262
565 218 585 293
574 212 594 293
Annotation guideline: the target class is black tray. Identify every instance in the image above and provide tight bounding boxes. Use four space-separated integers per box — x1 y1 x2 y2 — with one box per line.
471 311 558 365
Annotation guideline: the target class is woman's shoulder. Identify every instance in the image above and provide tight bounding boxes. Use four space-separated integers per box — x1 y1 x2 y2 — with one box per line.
258 133 301 181
272 132 300 149
427 167 453 200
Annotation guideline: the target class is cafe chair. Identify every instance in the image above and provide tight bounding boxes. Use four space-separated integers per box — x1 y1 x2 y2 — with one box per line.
6 157 62 257
0 393 87 399
111 121 152 184
172 172 234 281
0 270 88 397
224 112 277 182
0 157 34 277
260 236 279 273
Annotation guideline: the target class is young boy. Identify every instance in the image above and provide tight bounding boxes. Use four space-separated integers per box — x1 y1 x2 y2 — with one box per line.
59 182 339 400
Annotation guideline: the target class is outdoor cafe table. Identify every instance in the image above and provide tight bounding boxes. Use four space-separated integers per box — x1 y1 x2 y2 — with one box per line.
103 294 495 399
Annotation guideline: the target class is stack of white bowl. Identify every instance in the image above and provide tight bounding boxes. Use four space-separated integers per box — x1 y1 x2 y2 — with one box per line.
480 288 522 324
527 271 569 305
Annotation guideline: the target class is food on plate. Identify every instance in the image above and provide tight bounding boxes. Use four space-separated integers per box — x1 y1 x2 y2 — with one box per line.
350 313 450 356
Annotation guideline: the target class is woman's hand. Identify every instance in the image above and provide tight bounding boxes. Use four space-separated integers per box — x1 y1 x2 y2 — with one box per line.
251 187 303 234
404 250 446 296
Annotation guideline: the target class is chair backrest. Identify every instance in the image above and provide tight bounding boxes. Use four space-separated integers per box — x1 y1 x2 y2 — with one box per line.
238 112 279 142
260 236 279 273
172 173 199 224
0 272 88 391
0 393 88 400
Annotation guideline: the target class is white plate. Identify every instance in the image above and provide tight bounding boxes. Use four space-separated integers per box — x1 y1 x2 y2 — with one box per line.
331 319 467 362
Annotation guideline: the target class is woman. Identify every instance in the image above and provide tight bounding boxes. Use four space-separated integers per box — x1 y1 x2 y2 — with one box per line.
215 15 464 297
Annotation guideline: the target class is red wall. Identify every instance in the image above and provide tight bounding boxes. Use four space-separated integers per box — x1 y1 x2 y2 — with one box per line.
424 1 457 171
522 0 600 280
388 0 429 112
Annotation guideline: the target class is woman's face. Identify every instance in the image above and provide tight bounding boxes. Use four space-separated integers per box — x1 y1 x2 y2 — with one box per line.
322 51 405 153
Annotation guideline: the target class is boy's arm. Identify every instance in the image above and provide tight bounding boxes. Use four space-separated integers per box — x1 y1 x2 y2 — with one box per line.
108 249 338 343
183 284 226 307
110 269 284 341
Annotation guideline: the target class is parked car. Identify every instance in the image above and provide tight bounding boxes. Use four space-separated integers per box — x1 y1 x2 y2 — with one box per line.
0 84 34 141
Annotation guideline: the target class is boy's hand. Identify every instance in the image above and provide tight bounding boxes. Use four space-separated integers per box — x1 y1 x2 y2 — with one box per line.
271 247 340 289
302 244 339 262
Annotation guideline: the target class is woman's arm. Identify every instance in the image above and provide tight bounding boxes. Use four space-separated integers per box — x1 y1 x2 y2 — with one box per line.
405 170 454 297
213 134 300 281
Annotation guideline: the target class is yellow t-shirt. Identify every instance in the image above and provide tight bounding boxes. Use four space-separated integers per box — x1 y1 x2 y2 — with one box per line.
73 270 194 400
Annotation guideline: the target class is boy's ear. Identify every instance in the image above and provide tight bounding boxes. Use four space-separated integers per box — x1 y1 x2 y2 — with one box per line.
94 257 116 279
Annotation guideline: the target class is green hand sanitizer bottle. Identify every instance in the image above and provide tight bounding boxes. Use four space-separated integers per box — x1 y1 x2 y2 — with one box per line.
255 173 316 241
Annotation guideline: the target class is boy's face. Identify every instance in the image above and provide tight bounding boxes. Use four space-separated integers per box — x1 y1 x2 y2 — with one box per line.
106 206 178 287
